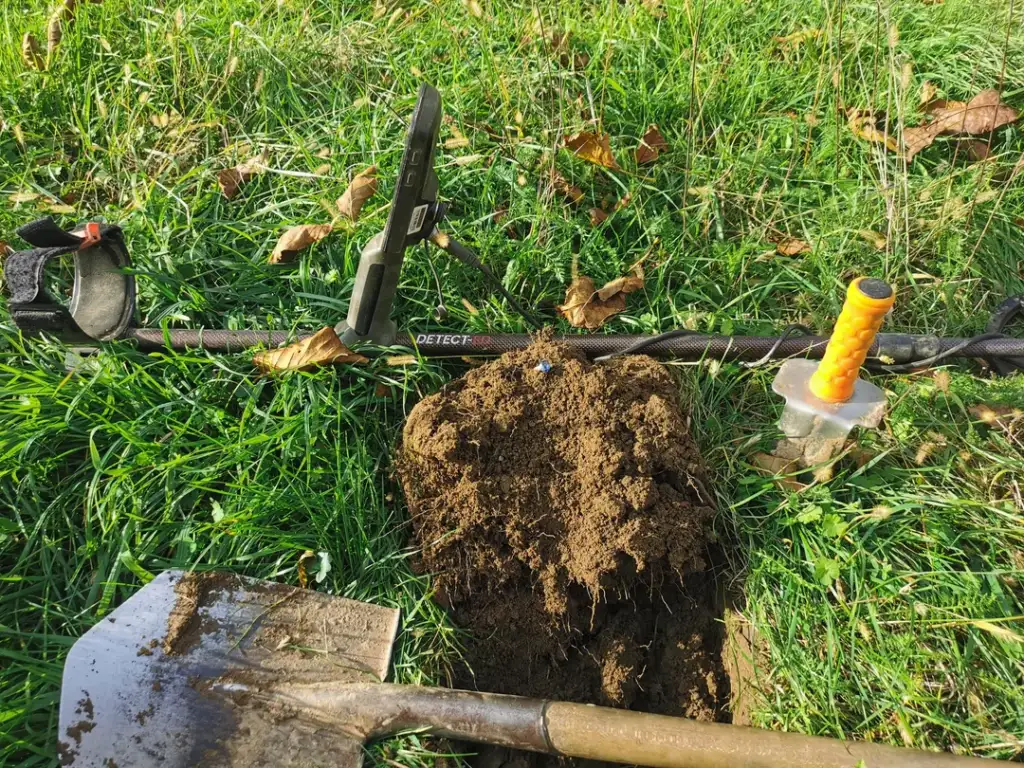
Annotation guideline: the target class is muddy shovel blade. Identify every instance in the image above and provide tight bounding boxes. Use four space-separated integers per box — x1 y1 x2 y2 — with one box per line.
58 570 399 768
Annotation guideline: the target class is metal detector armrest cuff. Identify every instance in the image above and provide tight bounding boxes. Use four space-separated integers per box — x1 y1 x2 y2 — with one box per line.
6 217 136 343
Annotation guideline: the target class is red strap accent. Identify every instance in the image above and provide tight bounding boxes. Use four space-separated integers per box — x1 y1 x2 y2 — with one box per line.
78 222 101 250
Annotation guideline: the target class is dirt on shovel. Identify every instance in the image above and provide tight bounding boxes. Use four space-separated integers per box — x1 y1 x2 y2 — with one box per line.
398 341 729 725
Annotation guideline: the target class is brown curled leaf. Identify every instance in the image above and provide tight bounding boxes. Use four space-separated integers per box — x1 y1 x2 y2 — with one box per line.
336 165 378 222
903 89 1019 162
253 326 367 372
635 124 668 165
217 156 266 200
268 223 333 264
557 265 644 329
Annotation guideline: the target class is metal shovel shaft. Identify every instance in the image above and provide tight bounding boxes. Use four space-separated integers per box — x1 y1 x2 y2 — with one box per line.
251 681 990 768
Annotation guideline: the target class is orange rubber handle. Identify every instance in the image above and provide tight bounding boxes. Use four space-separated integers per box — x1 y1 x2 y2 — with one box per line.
809 278 894 403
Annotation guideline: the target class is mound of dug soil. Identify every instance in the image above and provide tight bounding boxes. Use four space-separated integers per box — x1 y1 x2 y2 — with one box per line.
399 341 729 721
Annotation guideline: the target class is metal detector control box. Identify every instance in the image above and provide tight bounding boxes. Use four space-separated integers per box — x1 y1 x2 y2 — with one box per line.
337 84 443 345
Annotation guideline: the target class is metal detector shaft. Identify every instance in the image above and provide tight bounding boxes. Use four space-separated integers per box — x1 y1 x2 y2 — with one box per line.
128 327 1024 363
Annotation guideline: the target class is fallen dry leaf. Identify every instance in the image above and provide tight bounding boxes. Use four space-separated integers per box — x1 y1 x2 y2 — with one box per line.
589 207 608 226
919 80 937 106
596 265 644 301
848 110 900 152
751 453 807 493
563 130 621 170
858 229 888 250
9 192 41 204
22 32 44 70
549 167 584 204
964 139 992 162
269 223 333 264
217 157 265 200
557 266 644 329
336 165 377 222
635 124 668 165
253 326 367 372
774 236 811 256
904 89 1019 162
0 241 13 257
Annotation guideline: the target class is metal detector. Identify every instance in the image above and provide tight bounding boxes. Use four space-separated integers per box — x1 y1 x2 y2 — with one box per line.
4 83 1023 373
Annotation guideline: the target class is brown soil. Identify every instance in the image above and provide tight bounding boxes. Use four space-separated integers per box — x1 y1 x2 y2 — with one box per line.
398 341 728 722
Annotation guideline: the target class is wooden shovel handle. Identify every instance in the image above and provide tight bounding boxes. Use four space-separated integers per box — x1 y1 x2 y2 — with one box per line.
268 683 987 768
544 701 984 768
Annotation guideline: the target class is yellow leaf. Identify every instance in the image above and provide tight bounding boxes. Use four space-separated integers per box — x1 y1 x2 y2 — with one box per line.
563 130 621 170
858 229 888 250
557 266 644 329
268 223 333 264
336 165 377 222
217 156 266 200
971 621 1024 643
22 33 45 70
635 124 668 165
253 327 367 372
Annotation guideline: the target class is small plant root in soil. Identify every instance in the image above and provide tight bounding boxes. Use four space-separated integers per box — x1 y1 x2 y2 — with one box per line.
399 341 731 724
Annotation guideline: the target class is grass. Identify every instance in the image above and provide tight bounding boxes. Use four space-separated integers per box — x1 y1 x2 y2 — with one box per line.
1 0 1023 764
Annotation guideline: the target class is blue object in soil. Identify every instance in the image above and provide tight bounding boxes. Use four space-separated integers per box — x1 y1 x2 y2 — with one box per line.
534 359 552 373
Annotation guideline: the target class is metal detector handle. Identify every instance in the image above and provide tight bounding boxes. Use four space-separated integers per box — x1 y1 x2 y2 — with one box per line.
338 84 442 345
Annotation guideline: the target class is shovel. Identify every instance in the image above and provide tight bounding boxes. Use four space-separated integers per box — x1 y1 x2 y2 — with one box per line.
59 571 986 768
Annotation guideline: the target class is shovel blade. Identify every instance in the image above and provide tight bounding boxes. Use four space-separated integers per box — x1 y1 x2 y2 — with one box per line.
58 570 399 767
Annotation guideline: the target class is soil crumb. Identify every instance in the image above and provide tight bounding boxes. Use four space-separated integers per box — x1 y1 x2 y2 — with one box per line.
162 571 237 655
399 341 728 721
75 696 94 720
65 720 95 745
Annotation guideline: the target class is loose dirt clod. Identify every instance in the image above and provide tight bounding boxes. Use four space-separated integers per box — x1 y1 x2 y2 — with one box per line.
399 341 728 720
